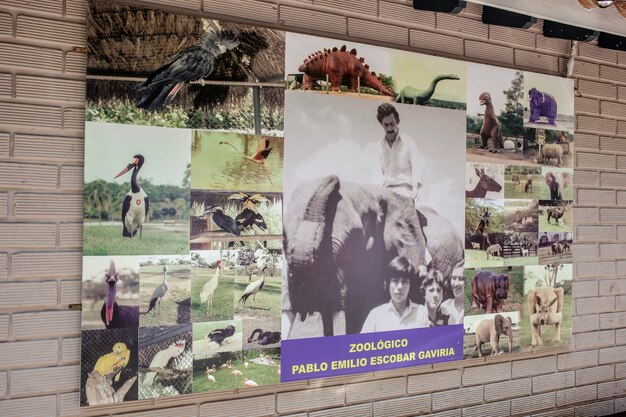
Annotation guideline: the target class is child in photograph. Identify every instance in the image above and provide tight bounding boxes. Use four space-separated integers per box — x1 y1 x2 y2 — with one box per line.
440 275 464 325
361 256 428 333
422 269 448 327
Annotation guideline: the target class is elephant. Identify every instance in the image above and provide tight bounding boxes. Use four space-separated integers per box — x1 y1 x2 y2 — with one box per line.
282 175 464 337
474 314 512 357
528 87 557 125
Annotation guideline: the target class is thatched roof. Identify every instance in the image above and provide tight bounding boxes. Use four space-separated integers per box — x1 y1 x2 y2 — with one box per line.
87 0 285 109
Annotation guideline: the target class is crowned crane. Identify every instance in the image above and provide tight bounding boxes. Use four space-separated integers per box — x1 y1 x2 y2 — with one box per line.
146 265 169 315
136 30 240 111
219 138 273 185
143 339 186 387
239 275 265 305
207 324 236 346
200 259 221 314
114 154 148 239
228 193 269 231
203 207 240 236
101 261 139 329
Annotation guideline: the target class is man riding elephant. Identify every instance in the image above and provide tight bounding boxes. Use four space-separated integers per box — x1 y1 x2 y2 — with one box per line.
282 175 464 338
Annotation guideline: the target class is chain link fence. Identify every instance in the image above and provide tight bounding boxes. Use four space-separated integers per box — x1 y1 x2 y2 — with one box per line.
138 325 193 399
80 328 138 406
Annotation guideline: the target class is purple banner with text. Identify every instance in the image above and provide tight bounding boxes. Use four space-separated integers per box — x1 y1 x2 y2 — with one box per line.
281 325 464 382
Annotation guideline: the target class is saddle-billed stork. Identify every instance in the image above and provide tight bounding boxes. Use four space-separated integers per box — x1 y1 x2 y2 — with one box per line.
114 154 148 239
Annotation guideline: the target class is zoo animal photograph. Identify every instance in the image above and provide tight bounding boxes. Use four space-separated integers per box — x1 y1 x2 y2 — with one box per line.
541 168 573 202
189 189 283 251
138 325 192 399
538 232 573 265
502 232 538 267
83 122 191 256
466 65 526 165
538 201 573 233
463 312 520 358
192 347 280 392
190 251 234 323
192 320 243 360
465 163 504 200
82 256 140 331
80 328 138 406
234 248 282 326
282 91 465 339
525 130 573 168
139 255 191 327
504 165 541 200
521 264 572 351
86 5 285 132
464 266 525 315
523 71 574 132
465 198 504 268
191 131 284 193
504 199 538 234
285 32 467 108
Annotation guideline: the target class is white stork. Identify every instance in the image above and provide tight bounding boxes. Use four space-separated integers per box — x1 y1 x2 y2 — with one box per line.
200 259 221 314
114 154 148 239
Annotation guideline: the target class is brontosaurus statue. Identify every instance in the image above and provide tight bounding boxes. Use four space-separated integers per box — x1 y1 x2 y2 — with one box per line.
395 74 460 105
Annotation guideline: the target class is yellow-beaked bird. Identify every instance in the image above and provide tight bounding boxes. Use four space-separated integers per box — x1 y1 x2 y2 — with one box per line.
93 342 130 382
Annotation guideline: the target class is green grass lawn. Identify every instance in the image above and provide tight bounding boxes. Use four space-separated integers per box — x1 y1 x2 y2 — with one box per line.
234 272 282 320
192 348 280 392
191 269 234 323
139 264 191 327
465 249 503 269
84 222 189 256
503 175 541 200
464 266 525 315
504 255 538 267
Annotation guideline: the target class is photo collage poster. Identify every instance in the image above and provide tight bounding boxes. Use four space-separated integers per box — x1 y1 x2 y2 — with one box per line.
81 0 573 405
81 1 283 406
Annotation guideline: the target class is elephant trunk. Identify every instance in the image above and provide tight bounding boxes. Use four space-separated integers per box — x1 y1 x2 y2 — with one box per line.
286 176 342 322
288 175 340 269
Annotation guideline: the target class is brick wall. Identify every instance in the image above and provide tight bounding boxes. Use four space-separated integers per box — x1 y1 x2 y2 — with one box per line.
0 0 625 416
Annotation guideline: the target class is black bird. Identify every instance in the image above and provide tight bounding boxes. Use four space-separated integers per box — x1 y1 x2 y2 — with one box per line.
204 206 240 236
228 193 268 231
136 30 240 111
207 324 236 346
101 260 139 329
247 328 281 345
114 154 148 239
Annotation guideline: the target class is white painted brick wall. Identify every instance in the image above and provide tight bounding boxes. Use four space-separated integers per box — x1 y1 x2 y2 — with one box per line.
1 0 626 416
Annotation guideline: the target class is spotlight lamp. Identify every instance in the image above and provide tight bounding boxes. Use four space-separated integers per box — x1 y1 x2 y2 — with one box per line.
412 0 467 14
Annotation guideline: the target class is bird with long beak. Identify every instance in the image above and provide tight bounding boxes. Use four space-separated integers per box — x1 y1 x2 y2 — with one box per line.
203 206 240 236
228 193 269 232
101 260 139 329
219 138 273 185
114 154 148 239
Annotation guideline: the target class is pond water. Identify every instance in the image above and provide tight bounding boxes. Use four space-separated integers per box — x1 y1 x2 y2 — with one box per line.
191 131 283 192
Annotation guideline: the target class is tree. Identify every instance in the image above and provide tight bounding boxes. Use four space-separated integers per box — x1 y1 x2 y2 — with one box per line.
85 180 111 222
499 71 524 139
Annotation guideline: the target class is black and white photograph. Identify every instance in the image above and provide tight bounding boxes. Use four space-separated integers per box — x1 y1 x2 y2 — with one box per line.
282 91 465 339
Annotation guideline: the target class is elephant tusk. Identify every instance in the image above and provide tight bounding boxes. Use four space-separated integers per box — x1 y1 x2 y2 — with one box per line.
540 92 545 103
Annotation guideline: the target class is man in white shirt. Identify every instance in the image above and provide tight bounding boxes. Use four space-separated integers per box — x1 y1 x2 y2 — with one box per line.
377 103 422 207
361 256 428 333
